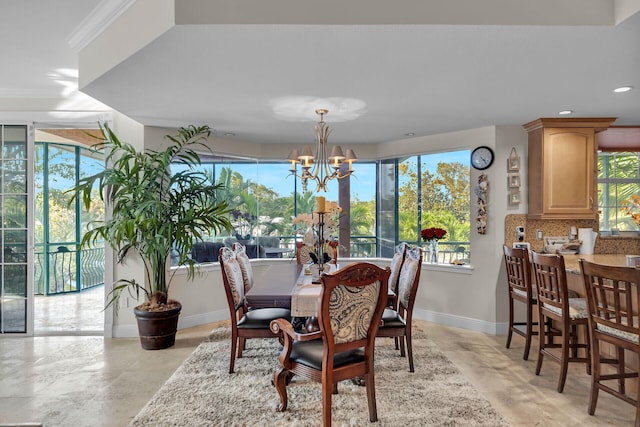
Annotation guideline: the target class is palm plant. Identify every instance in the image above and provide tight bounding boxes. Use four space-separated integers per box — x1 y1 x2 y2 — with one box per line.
72 123 233 310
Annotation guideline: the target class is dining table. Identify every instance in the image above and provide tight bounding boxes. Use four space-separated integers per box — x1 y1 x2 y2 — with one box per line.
246 261 394 332
246 263 338 317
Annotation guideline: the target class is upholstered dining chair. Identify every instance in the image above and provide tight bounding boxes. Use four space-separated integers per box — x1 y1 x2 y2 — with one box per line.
232 242 253 294
377 245 422 372
387 242 410 310
269 262 390 427
295 241 313 264
503 244 540 360
219 246 291 374
579 259 640 426
530 251 590 393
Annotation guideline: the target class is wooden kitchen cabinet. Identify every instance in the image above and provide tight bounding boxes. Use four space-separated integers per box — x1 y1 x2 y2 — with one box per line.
523 118 616 220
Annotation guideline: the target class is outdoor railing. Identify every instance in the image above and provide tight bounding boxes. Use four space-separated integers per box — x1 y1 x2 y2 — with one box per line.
34 246 105 295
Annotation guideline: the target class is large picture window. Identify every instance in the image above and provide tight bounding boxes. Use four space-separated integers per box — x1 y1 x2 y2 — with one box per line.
171 149 471 264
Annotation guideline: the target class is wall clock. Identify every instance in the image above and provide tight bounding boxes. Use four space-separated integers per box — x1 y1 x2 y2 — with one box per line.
471 146 494 170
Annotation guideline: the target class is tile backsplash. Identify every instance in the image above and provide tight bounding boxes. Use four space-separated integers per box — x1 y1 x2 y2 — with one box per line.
504 214 640 255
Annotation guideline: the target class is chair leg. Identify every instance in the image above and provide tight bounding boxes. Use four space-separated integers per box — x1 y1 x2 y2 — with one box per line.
406 330 415 373
274 368 289 413
523 301 533 361
535 315 546 376
617 346 626 394
558 326 570 393
238 336 245 358
584 324 591 375
399 335 406 357
322 380 333 427
229 330 238 374
588 338 600 416
365 371 378 422
506 296 514 349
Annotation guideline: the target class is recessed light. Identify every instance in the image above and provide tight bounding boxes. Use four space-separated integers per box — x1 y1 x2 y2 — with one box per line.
558 110 573 115
224 132 235 137
613 86 633 93
404 132 415 137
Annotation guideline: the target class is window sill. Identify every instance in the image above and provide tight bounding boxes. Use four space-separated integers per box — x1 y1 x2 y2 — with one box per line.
598 232 640 239
422 262 474 274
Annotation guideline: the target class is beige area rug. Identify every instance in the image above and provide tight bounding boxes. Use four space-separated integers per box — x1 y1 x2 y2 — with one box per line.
129 325 510 426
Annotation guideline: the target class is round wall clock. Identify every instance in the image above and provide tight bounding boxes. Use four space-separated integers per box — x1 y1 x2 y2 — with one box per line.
471 146 494 170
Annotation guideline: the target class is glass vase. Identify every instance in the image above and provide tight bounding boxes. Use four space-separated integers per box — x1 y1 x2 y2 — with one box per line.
428 240 439 263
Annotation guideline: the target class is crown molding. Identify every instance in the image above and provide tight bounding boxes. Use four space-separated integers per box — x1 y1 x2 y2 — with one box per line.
66 0 137 52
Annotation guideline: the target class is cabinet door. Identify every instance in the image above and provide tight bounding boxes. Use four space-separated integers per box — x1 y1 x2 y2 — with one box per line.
543 128 595 218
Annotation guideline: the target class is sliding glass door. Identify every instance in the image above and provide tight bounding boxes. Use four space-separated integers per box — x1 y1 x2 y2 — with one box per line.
0 124 32 334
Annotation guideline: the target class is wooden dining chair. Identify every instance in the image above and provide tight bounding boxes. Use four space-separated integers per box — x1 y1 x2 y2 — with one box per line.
219 246 291 373
579 259 640 426
530 251 590 393
387 242 409 310
270 262 390 427
295 241 313 264
232 242 253 294
503 244 540 360
377 245 422 372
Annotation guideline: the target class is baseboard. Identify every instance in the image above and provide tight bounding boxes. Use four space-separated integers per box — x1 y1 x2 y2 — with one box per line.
414 308 508 336
111 308 509 338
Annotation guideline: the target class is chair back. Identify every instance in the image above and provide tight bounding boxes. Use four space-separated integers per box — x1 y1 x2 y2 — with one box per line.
579 259 640 345
397 246 422 312
296 241 312 264
530 252 569 319
219 246 246 312
232 242 254 293
389 242 409 297
318 262 390 350
503 245 534 300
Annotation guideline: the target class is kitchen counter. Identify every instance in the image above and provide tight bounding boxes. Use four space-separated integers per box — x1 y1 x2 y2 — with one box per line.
561 254 631 275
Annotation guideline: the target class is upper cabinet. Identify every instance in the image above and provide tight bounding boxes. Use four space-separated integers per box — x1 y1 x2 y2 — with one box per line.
523 118 616 220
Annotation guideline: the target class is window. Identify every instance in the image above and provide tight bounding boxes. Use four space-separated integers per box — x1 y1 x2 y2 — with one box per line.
598 152 640 231
170 150 470 263
396 150 471 261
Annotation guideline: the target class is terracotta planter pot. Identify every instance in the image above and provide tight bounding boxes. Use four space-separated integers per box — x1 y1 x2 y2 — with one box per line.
133 303 182 350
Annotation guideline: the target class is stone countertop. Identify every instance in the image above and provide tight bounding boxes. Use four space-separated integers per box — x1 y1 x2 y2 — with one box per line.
561 254 631 274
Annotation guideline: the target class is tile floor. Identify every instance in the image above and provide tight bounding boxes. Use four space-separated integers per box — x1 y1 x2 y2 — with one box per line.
0 291 637 426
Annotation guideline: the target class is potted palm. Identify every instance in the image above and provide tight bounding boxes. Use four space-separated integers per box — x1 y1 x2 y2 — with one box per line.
72 123 232 349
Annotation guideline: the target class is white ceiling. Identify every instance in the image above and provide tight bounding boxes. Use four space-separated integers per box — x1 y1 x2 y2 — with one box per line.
2 0 640 146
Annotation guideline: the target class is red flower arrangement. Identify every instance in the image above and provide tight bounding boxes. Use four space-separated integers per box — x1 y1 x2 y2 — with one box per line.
421 227 447 242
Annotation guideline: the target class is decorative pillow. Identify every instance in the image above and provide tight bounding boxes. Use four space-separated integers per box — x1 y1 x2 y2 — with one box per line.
329 281 380 344
233 243 254 293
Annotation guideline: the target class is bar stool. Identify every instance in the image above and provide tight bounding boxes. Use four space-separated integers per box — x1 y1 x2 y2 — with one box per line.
503 244 539 360
579 259 640 426
530 251 590 393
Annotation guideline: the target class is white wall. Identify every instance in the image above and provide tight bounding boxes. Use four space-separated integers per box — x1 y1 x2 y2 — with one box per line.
108 121 530 337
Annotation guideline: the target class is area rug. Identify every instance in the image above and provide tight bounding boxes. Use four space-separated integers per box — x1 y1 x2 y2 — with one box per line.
129 325 510 426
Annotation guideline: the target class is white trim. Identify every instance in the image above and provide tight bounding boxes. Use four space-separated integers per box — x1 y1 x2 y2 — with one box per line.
414 308 508 336
66 0 137 52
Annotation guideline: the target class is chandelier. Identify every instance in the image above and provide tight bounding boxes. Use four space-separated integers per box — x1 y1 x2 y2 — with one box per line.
287 109 357 192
